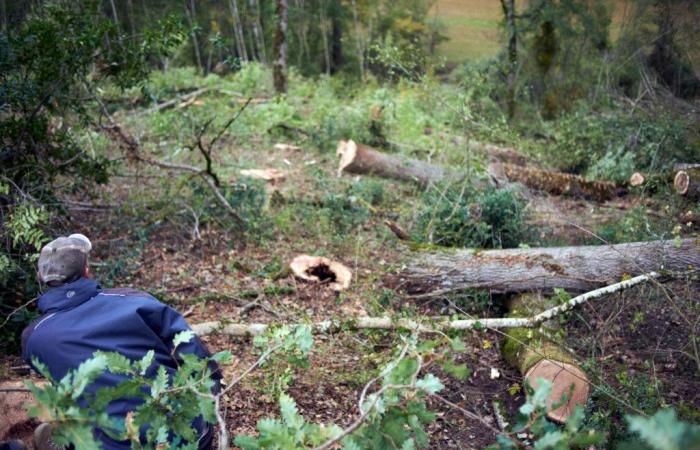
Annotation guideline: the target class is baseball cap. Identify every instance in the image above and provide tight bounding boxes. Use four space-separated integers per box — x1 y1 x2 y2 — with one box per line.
38 233 92 284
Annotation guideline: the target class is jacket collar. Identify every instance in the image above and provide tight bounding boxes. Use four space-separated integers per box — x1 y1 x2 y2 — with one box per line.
38 278 101 314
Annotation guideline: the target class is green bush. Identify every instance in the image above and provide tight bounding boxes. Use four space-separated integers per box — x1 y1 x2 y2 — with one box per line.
0 1 186 353
544 103 700 179
413 184 527 249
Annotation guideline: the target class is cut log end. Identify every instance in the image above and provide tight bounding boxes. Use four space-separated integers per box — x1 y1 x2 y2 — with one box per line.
525 360 590 423
675 170 690 195
290 255 352 291
336 139 358 177
629 172 645 187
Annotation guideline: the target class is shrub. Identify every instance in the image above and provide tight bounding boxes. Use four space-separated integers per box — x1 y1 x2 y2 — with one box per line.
413 184 527 249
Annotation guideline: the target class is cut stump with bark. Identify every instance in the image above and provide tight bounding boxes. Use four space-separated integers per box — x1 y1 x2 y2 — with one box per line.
290 254 352 291
675 167 700 198
502 294 589 423
336 140 461 186
401 239 700 296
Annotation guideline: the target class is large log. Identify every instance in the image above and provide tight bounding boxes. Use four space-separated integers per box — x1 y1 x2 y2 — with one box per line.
489 162 619 202
336 140 462 186
401 239 699 296
674 167 700 199
502 294 589 424
337 140 618 201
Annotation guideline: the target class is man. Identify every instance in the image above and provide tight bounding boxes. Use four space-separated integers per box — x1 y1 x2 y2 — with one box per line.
22 234 220 450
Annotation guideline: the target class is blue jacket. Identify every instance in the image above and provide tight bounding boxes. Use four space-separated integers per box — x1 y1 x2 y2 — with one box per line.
22 278 219 449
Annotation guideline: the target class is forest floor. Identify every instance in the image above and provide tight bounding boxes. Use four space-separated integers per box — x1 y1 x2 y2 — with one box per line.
2 67 700 449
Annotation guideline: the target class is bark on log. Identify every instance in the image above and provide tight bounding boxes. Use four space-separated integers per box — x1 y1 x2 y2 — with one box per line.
489 162 619 202
502 294 589 423
337 140 462 186
401 239 699 296
674 167 700 198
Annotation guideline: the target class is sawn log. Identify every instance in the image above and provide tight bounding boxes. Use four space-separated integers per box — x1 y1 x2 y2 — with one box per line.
400 239 699 296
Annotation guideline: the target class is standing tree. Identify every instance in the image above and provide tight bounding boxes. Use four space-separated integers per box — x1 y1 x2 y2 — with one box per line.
273 0 288 94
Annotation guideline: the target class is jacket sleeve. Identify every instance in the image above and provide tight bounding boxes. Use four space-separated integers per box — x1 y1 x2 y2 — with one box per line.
141 298 222 390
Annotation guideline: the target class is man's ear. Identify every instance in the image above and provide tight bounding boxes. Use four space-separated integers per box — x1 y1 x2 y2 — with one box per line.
84 264 90 278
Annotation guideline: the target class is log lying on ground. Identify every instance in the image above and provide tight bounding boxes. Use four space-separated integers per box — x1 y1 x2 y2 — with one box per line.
489 162 619 202
502 294 589 423
192 271 659 337
336 140 462 186
400 239 699 296
675 167 700 199
336 140 618 202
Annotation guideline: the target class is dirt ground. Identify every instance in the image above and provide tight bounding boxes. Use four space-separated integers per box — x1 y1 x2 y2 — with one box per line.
1 139 699 449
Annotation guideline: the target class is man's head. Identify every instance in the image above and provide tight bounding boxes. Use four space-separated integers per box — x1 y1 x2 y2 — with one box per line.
38 234 92 286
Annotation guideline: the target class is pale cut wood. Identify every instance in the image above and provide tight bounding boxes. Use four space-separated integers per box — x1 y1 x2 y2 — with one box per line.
401 239 699 295
675 167 700 198
629 172 645 187
502 293 590 423
526 360 590 423
336 140 461 186
290 254 352 291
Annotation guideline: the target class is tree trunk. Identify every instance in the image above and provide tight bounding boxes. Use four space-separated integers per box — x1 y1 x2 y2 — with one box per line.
186 0 203 72
109 0 121 32
674 167 700 198
336 140 462 187
229 0 249 62
500 0 517 118
320 0 331 75
126 0 136 36
502 293 589 423
330 4 344 74
273 0 288 94
249 0 267 63
488 162 619 202
400 239 700 296
350 0 364 79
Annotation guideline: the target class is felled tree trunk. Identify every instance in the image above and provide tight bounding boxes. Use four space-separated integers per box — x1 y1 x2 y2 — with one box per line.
273 0 288 94
337 140 462 186
502 294 589 423
401 239 700 296
674 167 700 199
489 162 619 202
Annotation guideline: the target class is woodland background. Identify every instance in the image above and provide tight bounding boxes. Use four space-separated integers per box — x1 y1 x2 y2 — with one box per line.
1 0 700 449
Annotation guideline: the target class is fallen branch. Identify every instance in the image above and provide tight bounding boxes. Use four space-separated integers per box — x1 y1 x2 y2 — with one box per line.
140 87 212 115
192 272 658 336
95 94 246 225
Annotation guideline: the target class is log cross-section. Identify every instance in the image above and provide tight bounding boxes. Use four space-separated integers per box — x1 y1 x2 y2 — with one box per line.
401 239 699 296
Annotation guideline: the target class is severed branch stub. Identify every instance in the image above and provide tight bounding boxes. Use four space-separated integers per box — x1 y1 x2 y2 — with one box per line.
290 254 352 291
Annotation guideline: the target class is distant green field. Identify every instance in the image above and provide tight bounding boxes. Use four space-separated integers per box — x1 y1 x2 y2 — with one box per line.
429 0 504 61
430 0 634 63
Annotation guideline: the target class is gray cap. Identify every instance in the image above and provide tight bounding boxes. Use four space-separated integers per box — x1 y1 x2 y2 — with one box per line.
38 234 92 284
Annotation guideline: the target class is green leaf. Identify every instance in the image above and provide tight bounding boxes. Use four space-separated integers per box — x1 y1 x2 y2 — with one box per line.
534 431 564 449
137 350 155 375
151 365 169 398
173 330 195 349
416 374 444 395
279 393 305 431
627 409 700 450
234 435 262 450
72 354 108 399
449 338 467 352
211 350 233 364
